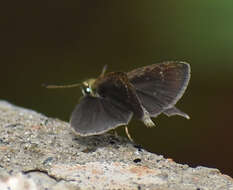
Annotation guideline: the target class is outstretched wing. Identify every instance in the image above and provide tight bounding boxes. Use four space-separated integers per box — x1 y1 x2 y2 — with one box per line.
127 61 190 117
70 96 133 136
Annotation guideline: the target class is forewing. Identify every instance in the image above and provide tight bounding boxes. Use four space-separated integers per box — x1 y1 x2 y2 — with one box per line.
70 96 133 136
127 61 190 117
95 72 145 119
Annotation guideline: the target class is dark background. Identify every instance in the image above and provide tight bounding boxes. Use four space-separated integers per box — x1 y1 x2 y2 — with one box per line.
1 1 233 177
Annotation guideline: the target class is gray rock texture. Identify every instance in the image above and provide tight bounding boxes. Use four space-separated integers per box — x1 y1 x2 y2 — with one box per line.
0 100 232 190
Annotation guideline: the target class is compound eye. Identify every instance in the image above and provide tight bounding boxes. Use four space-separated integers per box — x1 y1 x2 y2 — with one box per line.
85 87 91 94
82 86 91 95
81 80 94 96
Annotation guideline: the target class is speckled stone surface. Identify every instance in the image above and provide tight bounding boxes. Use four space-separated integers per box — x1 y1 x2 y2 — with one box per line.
0 100 232 190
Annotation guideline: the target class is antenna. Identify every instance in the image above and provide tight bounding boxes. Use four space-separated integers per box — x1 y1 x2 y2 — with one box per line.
42 83 81 89
100 65 108 77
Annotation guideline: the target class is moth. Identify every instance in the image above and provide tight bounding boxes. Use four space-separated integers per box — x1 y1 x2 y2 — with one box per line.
45 61 190 140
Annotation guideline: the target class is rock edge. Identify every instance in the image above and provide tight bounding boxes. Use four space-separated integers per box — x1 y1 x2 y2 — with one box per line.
0 100 232 190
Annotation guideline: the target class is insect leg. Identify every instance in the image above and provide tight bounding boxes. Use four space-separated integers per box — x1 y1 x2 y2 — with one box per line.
124 126 134 142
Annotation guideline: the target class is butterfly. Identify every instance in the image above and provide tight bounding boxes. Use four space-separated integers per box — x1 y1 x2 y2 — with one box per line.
45 61 190 141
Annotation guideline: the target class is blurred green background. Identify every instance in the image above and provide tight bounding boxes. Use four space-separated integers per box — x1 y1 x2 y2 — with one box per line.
1 1 233 177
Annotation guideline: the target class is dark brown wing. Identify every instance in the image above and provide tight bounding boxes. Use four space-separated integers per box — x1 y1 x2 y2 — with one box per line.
127 61 190 117
70 96 133 136
94 72 145 119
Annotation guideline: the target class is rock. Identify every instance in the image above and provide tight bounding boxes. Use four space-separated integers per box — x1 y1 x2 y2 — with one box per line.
0 100 232 190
